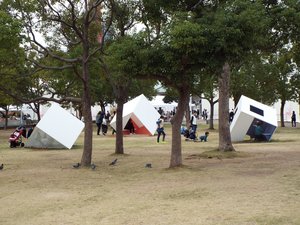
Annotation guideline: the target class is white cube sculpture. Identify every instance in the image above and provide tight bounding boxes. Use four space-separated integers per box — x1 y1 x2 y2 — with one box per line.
110 94 161 135
26 103 84 149
230 95 278 142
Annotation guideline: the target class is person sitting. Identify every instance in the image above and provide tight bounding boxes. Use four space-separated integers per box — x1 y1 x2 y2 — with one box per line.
188 128 197 140
199 132 209 142
180 126 187 135
183 128 190 138
254 121 265 141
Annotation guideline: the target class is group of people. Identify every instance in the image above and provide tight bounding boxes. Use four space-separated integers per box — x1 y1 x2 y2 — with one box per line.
156 110 210 143
102 107 297 143
96 110 136 135
186 111 209 142
95 110 114 135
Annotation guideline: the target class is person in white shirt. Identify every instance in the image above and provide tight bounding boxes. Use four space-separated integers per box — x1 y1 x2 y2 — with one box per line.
190 111 198 134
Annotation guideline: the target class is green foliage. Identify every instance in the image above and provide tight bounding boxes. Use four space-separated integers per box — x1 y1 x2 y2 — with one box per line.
0 4 27 107
104 35 156 98
195 0 270 67
105 36 141 81
0 9 25 74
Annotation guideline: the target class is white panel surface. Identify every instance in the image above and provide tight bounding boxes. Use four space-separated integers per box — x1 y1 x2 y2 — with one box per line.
36 103 84 149
230 112 253 142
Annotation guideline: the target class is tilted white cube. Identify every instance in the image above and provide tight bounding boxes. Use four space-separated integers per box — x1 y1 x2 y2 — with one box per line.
26 103 84 149
230 95 278 142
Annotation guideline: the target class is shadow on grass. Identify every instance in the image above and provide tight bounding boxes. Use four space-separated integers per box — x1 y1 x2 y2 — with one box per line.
235 139 296 144
109 153 130 157
186 149 251 160
26 144 83 151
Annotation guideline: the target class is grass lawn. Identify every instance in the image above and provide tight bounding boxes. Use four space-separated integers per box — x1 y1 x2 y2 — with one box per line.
0 123 299 225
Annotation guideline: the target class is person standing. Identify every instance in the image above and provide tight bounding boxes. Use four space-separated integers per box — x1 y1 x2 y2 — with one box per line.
110 110 117 135
105 111 111 122
156 116 166 143
101 118 108 135
96 111 104 135
291 111 297 127
190 111 198 134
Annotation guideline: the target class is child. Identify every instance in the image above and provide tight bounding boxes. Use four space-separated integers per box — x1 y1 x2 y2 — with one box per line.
156 116 166 143
199 132 209 142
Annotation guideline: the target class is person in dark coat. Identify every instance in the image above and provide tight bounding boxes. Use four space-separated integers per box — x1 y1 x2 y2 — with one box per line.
291 111 296 127
96 111 105 135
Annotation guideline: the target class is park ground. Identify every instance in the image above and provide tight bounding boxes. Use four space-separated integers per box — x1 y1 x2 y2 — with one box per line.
0 123 299 225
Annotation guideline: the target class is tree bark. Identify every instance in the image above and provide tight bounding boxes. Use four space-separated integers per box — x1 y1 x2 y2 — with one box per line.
185 104 190 128
80 87 93 166
115 98 125 154
218 62 235 152
208 96 217 130
80 60 93 166
80 14 93 166
169 88 190 168
4 109 8 130
280 99 286 127
29 103 41 121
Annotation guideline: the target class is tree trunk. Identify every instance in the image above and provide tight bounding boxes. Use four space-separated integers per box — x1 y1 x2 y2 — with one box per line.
185 104 190 128
218 62 235 152
169 88 190 168
80 36 93 166
80 77 93 166
115 98 125 154
232 94 241 108
208 97 215 130
280 99 286 127
35 103 41 121
4 109 8 130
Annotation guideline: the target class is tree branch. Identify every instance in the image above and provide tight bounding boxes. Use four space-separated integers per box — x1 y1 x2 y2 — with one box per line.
0 85 81 105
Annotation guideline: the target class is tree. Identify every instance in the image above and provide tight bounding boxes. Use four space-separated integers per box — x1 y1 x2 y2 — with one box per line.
218 62 233 151
103 36 156 154
270 51 296 127
230 53 278 106
98 0 157 155
270 0 300 126
139 17 207 167
0 5 26 126
193 0 271 151
7 0 113 167
0 93 20 129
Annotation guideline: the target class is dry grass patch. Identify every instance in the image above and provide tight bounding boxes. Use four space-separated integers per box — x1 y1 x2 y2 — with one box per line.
0 124 300 225
186 149 251 160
